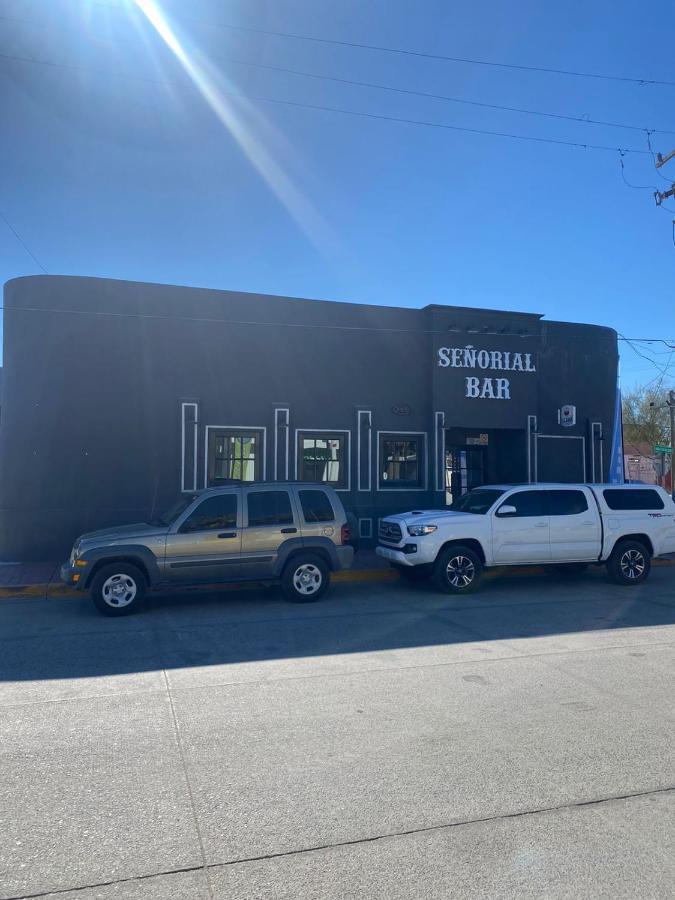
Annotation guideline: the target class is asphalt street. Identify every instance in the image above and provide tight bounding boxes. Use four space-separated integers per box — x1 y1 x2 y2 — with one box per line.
1 566 674 899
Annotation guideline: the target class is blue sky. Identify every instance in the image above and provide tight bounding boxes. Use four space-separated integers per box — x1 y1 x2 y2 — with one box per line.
1 0 674 386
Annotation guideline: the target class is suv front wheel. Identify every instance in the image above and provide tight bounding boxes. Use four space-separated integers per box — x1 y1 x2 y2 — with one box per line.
90 562 147 616
281 554 330 603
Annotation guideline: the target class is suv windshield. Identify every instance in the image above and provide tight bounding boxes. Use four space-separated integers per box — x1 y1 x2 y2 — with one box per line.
148 495 197 527
449 488 505 514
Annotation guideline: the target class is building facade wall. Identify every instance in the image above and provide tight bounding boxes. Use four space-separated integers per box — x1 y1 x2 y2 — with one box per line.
0 276 619 559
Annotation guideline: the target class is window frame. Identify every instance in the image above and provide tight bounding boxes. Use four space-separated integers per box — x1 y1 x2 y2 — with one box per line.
294 429 351 491
496 489 547 518
205 426 266 488
544 489 589 516
175 491 240 534
298 488 337 524
377 431 427 491
602 488 665 511
244 488 296 528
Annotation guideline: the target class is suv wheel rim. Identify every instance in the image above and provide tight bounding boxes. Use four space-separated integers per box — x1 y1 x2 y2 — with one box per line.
620 549 645 580
293 564 322 596
102 574 137 607
446 555 475 588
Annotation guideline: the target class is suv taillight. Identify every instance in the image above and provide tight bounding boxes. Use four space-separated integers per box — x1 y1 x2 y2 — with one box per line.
341 524 350 545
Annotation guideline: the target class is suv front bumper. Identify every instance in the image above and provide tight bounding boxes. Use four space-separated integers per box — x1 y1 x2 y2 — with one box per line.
60 561 88 590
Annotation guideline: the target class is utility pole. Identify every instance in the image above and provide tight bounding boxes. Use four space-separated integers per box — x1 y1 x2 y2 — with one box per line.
652 147 675 209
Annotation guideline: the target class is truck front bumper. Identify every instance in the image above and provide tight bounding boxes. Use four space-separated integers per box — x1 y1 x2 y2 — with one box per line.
376 545 417 567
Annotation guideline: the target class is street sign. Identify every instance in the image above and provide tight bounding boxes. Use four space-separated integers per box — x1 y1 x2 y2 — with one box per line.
655 444 673 454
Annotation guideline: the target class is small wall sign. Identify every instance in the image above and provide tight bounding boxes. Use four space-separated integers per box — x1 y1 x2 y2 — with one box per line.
558 404 576 427
391 404 411 416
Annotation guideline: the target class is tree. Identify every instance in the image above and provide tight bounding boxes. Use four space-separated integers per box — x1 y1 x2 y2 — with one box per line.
622 385 671 448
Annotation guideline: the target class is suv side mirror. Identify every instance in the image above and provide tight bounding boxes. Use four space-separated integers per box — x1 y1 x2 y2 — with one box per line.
496 504 517 517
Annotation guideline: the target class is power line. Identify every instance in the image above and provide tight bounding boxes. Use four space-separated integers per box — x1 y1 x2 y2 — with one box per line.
12 4 675 88
4 15 673 138
221 57 675 136
197 22 675 89
0 212 47 273
0 50 651 156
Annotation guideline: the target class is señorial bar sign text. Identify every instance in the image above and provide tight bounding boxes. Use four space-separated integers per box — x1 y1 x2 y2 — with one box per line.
437 345 537 401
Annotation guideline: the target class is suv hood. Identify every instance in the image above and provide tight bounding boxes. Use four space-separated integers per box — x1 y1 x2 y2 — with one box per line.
78 522 168 544
383 510 485 527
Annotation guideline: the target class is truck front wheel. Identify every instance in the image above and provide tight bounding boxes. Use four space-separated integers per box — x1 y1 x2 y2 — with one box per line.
433 545 483 594
606 540 651 586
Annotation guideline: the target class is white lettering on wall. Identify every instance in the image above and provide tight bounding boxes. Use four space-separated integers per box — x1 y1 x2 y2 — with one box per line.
439 344 534 401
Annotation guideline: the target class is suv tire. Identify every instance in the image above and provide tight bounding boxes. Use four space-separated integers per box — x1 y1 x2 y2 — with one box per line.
433 545 483 594
281 554 330 603
91 563 147 616
607 540 651 586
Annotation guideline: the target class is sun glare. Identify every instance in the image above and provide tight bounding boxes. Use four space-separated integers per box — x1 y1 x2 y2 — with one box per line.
131 0 334 249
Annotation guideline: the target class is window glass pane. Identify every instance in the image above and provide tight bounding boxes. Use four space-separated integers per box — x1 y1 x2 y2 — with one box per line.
299 489 335 523
380 437 421 487
501 491 546 517
450 488 505 514
247 491 294 527
603 489 665 511
298 433 346 488
181 494 237 532
209 430 260 485
546 490 588 516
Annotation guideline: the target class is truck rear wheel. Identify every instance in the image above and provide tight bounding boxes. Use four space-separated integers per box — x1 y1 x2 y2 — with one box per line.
433 545 483 594
606 540 651 586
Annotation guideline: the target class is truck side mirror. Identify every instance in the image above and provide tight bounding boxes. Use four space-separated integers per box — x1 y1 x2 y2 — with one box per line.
496 504 517 517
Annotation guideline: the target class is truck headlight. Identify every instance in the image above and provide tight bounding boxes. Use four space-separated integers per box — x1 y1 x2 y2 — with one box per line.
407 524 438 536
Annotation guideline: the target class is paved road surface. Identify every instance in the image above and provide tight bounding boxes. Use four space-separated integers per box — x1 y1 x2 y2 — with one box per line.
1 567 674 899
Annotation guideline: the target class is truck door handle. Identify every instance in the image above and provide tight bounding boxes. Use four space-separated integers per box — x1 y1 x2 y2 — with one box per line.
534 522 548 528
281 527 297 534
217 532 237 539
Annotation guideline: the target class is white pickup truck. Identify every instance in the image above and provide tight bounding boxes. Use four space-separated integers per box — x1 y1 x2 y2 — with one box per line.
376 483 675 593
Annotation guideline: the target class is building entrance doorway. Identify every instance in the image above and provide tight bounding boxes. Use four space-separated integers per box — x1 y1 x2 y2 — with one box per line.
445 445 487 506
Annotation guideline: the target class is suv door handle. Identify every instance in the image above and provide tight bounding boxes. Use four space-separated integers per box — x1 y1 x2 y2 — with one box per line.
217 532 238 539
281 527 297 534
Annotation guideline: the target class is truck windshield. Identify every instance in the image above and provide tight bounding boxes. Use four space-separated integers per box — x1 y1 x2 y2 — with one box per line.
449 489 505 514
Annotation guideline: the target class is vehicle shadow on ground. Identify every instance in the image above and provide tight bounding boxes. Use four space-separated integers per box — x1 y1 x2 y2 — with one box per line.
1 567 674 683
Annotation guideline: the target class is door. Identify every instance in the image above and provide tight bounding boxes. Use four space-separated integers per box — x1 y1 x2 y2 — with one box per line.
546 489 601 561
165 490 241 583
492 489 550 563
445 446 486 506
240 487 299 578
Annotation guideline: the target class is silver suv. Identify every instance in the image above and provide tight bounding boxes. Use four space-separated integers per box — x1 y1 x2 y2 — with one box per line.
61 482 354 616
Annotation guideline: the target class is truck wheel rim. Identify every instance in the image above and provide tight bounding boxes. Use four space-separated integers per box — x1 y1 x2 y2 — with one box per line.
102 574 137 607
620 550 645 580
293 564 322 595
446 555 475 588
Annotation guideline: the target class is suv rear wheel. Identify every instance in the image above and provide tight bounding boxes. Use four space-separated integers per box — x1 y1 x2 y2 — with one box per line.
433 545 483 594
281 554 329 603
91 563 146 616
607 540 651 586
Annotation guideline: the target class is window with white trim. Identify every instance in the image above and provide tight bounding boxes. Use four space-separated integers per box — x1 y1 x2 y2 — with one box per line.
297 432 348 489
208 429 262 485
380 434 423 488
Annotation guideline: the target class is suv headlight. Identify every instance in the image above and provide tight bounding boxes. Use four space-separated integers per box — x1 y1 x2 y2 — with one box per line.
407 524 438 536
70 541 82 564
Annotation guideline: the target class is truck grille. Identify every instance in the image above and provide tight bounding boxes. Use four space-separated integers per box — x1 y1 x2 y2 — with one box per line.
379 520 402 543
